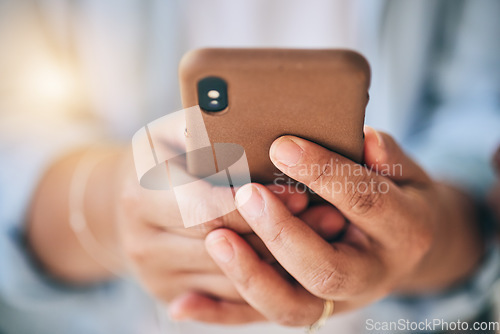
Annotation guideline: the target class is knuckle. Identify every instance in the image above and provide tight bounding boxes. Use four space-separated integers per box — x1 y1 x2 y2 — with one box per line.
275 308 303 327
345 176 384 216
310 155 335 188
269 225 287 245
237 269 258 292
309 261 345 298
267 215 297 248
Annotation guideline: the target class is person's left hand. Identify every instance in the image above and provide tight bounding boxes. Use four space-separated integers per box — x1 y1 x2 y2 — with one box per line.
170 127 484 326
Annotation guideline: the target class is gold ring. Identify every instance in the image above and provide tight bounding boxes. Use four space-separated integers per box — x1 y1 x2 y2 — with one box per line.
307 299 335 333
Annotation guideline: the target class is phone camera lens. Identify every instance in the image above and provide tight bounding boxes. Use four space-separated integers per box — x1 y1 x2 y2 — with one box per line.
207 90 220 99
198 77 228 112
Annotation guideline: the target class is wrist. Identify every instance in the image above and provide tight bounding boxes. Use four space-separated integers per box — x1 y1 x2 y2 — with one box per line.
81 147 128 273
397 183 485 293
28 147 126 283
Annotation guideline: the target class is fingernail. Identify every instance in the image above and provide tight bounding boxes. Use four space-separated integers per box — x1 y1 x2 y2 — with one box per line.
207 236 234 263
235 184 265 218
271 138 303 167
365 125 384 148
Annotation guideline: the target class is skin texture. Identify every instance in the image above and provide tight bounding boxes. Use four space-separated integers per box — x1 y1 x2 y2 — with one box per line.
27 126 484 328
172 127 484 326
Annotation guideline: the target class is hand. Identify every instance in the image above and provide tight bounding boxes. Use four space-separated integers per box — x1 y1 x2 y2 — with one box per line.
115 122 313 307
115 118 350 322
181 127 484 326
165 202 347 324
28 113 345 325
27 115 311 308
117 159 309 303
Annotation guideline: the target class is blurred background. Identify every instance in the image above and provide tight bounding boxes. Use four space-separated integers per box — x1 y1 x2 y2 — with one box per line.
0 1 499 334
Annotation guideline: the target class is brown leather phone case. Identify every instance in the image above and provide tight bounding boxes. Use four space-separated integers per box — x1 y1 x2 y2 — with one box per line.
179 48 370 184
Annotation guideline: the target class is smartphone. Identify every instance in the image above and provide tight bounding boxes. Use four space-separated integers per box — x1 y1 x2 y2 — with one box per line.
179 48 370 184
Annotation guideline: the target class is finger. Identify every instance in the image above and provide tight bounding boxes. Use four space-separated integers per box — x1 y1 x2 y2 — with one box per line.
141 272 242 303
299 205 347 240
234 184 382 300
266 184 309 215
241 233 275 263
205 228 326 326
168 292 265 325
175 274 242 302
269 135 405 233
363 126 430 184
121 227 221 274
173 184 308 238
133 182 308 237
137 181 249 232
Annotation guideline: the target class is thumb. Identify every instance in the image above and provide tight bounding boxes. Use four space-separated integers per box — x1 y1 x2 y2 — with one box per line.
363 126 431 185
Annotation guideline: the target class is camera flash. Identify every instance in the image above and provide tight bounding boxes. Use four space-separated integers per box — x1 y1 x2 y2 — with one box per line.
209 100 219 105
207 90 220 99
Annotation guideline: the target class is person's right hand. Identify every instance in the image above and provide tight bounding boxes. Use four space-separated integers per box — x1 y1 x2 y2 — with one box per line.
176 127 484 327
